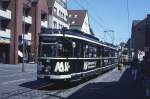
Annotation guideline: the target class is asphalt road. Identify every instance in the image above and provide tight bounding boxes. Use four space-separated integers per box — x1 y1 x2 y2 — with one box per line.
0 64 145 99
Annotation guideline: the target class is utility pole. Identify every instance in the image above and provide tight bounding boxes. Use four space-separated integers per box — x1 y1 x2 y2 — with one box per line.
22 0 37 72
104 30 115 44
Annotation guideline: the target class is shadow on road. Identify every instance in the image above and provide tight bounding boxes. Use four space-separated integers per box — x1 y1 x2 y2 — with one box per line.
66 68 145 99
19 79 82 91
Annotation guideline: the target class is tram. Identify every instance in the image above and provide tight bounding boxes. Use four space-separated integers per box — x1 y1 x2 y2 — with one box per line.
37 28 118 82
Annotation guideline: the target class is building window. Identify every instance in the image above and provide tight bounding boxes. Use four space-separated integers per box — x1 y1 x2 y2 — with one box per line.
72 21 75 24
59 11 61 17
53 21 57 29
41 13 47 21
62 13 64 19
65 15 68 20
59 24 61 29
53 7 57 15
74 15 78 18
60 12 63 17
69 14 72 18
1 1 9 10
61 24 63 28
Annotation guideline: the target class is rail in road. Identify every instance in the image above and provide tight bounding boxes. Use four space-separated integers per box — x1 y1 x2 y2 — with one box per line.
0 79 90 99
0 67 135 99
0 68 119 99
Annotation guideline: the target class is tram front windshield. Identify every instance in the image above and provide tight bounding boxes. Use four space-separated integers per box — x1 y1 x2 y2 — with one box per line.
39 42 70 57
40 43 59 57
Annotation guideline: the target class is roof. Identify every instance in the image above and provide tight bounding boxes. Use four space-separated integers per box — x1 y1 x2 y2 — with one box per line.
132 20 141 26
40 28 117 50
68 10 87 26
132 14 150 28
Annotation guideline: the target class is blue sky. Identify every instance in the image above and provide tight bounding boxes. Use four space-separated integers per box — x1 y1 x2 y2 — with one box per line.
68 0 150 45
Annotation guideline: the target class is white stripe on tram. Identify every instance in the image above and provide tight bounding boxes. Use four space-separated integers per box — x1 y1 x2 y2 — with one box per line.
38 57 118 60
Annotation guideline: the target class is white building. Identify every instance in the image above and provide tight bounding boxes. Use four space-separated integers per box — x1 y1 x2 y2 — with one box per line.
48 0 69 29
68 10 91 35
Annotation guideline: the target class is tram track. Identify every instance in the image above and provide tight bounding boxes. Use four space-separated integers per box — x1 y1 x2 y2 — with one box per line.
0 79 83 99
1 80 78 99
0 68 117 99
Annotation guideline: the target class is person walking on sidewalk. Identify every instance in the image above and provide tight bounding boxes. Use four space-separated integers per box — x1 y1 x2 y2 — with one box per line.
117 56 123 73
131 57 139 81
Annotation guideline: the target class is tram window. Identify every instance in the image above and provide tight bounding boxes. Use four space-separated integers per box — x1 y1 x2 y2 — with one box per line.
40 44 58 57
83 44 97 58
84 45 88 57
93 48 97 57
57 44 63 57
63 41 72 57
39 38 83 58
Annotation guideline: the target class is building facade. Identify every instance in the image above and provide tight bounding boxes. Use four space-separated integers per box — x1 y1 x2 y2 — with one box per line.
0 0 49 64
68 10 91 35
48 0 69 29
0 0 93 64
131 20 145 56
131 14 150 57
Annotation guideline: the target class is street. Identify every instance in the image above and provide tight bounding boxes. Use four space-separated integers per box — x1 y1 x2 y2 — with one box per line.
0 64 145 99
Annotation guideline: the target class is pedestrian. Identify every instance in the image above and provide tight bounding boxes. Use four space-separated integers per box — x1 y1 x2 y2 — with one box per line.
140 56 146 79
118 63 123 72
118 57 123 72
131 56 139 81
143 56 150 79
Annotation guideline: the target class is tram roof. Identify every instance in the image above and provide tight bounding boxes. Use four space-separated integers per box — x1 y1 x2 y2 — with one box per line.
40 28 117 50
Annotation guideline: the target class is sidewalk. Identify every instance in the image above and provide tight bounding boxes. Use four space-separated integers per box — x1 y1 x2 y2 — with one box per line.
67 67 145 99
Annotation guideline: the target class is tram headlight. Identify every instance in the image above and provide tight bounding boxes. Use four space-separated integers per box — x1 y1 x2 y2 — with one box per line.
45 68 49 73
45 65 51 73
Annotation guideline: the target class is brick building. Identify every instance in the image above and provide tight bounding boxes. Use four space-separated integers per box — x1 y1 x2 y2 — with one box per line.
131 19 145 56
0 0 49 64
0 0 71 64
131 14 150 57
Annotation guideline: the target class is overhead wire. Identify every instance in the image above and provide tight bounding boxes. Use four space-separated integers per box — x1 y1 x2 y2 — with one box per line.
73 0 105 31
126 0 130 37
74 0 115 43
84 0 106 28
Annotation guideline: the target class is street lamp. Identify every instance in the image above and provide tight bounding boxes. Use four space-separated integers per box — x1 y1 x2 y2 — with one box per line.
22 0 37 72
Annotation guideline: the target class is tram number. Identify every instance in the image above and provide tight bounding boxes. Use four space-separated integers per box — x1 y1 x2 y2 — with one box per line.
83 61 96 70
54 62 70 72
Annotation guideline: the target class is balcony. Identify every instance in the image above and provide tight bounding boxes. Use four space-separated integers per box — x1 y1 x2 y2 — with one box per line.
0 29 11 43
24 33 31 41
0 9 11 19
41 21 48 28
0 29 11 38
23 16 32 24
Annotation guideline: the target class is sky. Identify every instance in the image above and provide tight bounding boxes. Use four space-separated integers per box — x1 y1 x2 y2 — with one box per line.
68 0 150 45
